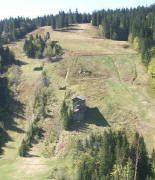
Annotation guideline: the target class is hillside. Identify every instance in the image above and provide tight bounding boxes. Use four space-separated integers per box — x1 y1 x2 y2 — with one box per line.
0 23 155 179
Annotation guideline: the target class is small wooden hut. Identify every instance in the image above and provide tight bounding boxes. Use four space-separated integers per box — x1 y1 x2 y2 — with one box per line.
72 95 87 121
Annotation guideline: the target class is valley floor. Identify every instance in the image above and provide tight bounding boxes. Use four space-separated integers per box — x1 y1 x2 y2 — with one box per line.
0 23 155 179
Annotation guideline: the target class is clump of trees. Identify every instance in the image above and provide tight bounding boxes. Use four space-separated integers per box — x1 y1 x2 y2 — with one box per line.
75 130 155 180
43 40 63 59
23 34 62 59
23 34 45 58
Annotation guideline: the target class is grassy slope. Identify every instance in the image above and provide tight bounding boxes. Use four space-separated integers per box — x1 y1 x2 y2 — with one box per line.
43 24 155 150
0 24 155 179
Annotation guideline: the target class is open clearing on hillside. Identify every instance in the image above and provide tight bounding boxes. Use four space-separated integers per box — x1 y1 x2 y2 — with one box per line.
0 24 155 179
43 24 155 151
31 24 137 56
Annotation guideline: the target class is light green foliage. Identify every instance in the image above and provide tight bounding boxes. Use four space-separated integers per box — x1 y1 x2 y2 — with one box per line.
148 58 155 88
98 25 104 37
60 99 72 130
51 167 69 180
33 88 48 117
7 66 21 93
43 45 53 59
32 38 42 51
43 40 62 59
42 143 56 158
33 71 50 117
111 158 134 180
133 37 140 51
150 47 155 57
75 131 152 180
128 33 133 43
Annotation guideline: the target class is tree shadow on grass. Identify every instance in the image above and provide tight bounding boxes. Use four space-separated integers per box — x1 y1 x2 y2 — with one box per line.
25 154 40 158
1 59 28 74
0 127 12 155
50 57 63 63
70 107 110 131
14 59 28 66
55 28 83 33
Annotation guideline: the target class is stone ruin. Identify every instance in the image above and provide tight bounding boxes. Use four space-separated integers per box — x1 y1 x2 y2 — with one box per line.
72 95 87 121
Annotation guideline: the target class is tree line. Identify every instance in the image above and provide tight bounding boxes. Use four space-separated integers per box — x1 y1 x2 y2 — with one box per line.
92 5 155 65
0 9 91 44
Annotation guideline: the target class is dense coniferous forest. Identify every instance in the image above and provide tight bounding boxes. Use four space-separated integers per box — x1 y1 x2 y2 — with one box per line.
92 5 155 65
0 18 36 44
76 131 155 180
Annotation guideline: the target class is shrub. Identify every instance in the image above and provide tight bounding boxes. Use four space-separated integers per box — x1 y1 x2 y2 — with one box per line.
148 58 155 88
122 44 129 49
133 37 140 51
60 100 72 130
18 139 27 156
